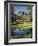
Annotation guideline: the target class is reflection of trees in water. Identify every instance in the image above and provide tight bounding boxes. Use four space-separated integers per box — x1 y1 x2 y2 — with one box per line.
11 28 32 38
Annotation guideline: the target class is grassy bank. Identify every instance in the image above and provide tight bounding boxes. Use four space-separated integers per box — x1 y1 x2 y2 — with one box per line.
11 22 32 30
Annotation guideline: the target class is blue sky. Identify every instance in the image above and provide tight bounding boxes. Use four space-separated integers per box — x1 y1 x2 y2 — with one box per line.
10 5 28 13
13 6 28 13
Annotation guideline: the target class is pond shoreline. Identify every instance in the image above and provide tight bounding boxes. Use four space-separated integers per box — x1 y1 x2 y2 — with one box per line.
11 28 32 38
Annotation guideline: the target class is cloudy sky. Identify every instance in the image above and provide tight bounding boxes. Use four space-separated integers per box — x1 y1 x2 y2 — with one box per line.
10 5 29 14
13 6 28 13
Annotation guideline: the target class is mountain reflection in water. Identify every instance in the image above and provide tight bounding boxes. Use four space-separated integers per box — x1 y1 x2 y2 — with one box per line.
11 28 32 35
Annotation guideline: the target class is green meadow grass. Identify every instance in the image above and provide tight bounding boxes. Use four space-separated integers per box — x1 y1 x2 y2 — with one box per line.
17 22 32 29
11 22 32 30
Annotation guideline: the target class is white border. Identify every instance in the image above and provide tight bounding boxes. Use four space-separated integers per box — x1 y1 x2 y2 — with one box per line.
8 3 36 43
